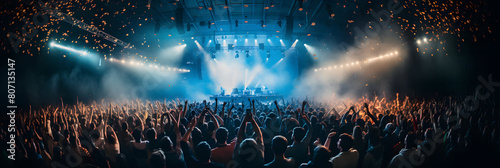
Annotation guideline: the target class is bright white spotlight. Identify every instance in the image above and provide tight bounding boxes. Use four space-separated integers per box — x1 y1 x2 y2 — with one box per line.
121 60 125 63
395 51 398 55
423 37 427 42
295 39 298 41
175 44 187 52
291 39 299 48
417 40 421 44
267 39 270 41
390 53 393 56
50 42 88 56
109 58 114 62
304 44 307 46
356 61 359 64
280 39 286 46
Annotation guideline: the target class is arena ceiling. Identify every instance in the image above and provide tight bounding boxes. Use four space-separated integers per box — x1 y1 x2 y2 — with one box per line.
149 0 362 38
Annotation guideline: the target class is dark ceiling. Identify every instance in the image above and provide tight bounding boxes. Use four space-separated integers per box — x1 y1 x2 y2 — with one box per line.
149 0 361 38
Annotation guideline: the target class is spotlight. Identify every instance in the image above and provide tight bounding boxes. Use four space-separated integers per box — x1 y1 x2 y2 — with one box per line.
109 58 114 61
304 44 307 46
423 37 427 42
121 60 125 63
50 42 88 56
395 51 398 55
417 40 421 44
356 61 359 64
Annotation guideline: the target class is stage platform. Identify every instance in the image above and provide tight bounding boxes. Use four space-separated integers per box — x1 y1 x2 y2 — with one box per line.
209 95 283 102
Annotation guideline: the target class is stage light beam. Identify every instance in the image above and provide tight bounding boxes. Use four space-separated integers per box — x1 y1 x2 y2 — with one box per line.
50 42 88 56
291 39 299 48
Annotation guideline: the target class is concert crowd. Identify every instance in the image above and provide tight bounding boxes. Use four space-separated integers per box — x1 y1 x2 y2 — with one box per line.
2 95 499 168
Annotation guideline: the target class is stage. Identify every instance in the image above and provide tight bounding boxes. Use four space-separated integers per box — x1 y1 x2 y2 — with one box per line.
209 95 283 102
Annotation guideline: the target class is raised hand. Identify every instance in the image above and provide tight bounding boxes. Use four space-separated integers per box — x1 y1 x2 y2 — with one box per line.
328 132 337 138
188 116 197 129
313 138 322 146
